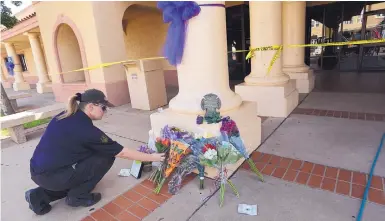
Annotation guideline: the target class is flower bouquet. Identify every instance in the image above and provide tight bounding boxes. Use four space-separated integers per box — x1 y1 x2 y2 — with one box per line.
154 140 191 194
148 137 170 185
161 125 195 144
199 137 243 207
168 154 199 194
188 139 206 189
221 117 264 182
162 125 208 189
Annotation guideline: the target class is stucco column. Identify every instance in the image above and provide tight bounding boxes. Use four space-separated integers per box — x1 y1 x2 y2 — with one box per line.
168 1 242 114
24 32 52 93
282 1 314 93
1 61 7 81
4 42 30 91
0 60 12 88
244 1 289 86
235 1 299 117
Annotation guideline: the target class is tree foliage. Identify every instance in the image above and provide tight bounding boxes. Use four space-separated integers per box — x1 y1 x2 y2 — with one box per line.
1 1 22 28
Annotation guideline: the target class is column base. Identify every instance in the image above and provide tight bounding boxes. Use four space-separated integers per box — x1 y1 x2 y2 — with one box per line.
286 69 315 94
150 101 262 178
235 80 299 117
13 82 31 91
244 74 290 86
36 82 53 94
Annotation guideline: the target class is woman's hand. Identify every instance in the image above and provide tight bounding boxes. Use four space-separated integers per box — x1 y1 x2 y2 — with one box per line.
150 153 166 162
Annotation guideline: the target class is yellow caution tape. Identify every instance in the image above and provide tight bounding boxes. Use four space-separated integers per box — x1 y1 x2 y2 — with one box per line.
266 45 283 74
245 38 385 75
62 56 165 74
63 39 384 75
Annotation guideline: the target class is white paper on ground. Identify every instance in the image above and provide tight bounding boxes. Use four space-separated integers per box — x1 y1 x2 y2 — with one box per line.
118 168 131 177
237 204 258 216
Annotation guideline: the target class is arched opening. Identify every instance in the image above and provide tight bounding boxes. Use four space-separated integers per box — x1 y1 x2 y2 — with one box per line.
122 5 168 59
56 23 85 83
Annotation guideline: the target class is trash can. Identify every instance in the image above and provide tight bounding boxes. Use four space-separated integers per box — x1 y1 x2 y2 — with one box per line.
123 58 168 111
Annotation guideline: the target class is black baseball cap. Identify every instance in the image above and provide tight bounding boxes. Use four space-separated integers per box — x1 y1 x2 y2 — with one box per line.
77 89 114 107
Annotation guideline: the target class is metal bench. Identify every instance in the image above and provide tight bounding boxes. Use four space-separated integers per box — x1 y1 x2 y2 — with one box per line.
0 103 65 144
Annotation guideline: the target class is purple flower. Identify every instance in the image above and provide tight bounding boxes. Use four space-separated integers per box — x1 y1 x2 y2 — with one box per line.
196 116 204 125
138 145 155 154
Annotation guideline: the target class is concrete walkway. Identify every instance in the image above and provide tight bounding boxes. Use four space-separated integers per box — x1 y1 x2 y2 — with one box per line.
189 171 385 221
260 114 385 176
1 84 385 221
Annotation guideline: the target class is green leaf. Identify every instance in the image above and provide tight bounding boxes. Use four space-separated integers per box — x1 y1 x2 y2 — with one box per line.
247 158 264 182
219 183 225 207
199 156 218 168
227 179 239 197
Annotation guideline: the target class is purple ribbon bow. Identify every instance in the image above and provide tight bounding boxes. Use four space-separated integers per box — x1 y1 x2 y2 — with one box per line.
157 1 201 66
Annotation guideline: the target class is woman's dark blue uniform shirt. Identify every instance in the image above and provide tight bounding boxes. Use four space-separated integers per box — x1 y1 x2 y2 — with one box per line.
30 110 123 176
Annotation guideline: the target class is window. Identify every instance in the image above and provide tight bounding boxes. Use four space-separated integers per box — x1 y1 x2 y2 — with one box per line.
18 54 28 72
375 13 385 18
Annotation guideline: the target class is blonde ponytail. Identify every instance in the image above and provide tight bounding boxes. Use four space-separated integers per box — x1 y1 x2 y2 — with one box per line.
57 95 79 120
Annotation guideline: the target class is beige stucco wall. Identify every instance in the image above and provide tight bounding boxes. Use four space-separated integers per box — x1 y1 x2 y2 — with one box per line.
90 1 178 83
367 2 385 11
34 1 104 84
90 1 131 84
35 1 179 86
14 5 35 20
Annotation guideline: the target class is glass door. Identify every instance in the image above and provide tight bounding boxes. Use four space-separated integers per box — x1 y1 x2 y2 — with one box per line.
358 9 385 71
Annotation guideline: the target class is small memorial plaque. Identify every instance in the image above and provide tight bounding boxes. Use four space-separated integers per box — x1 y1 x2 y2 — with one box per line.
131 73 138 80
201 93 222 124
201 93 221 111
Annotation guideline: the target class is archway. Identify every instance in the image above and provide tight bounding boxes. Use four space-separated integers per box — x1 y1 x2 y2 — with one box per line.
55 23 85 83
122 5 168 59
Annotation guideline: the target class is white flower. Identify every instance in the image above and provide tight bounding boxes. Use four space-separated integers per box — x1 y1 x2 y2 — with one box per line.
204 149 217 160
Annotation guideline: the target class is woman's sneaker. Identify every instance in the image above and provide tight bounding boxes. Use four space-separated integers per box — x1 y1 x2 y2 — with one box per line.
25 189 52 215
